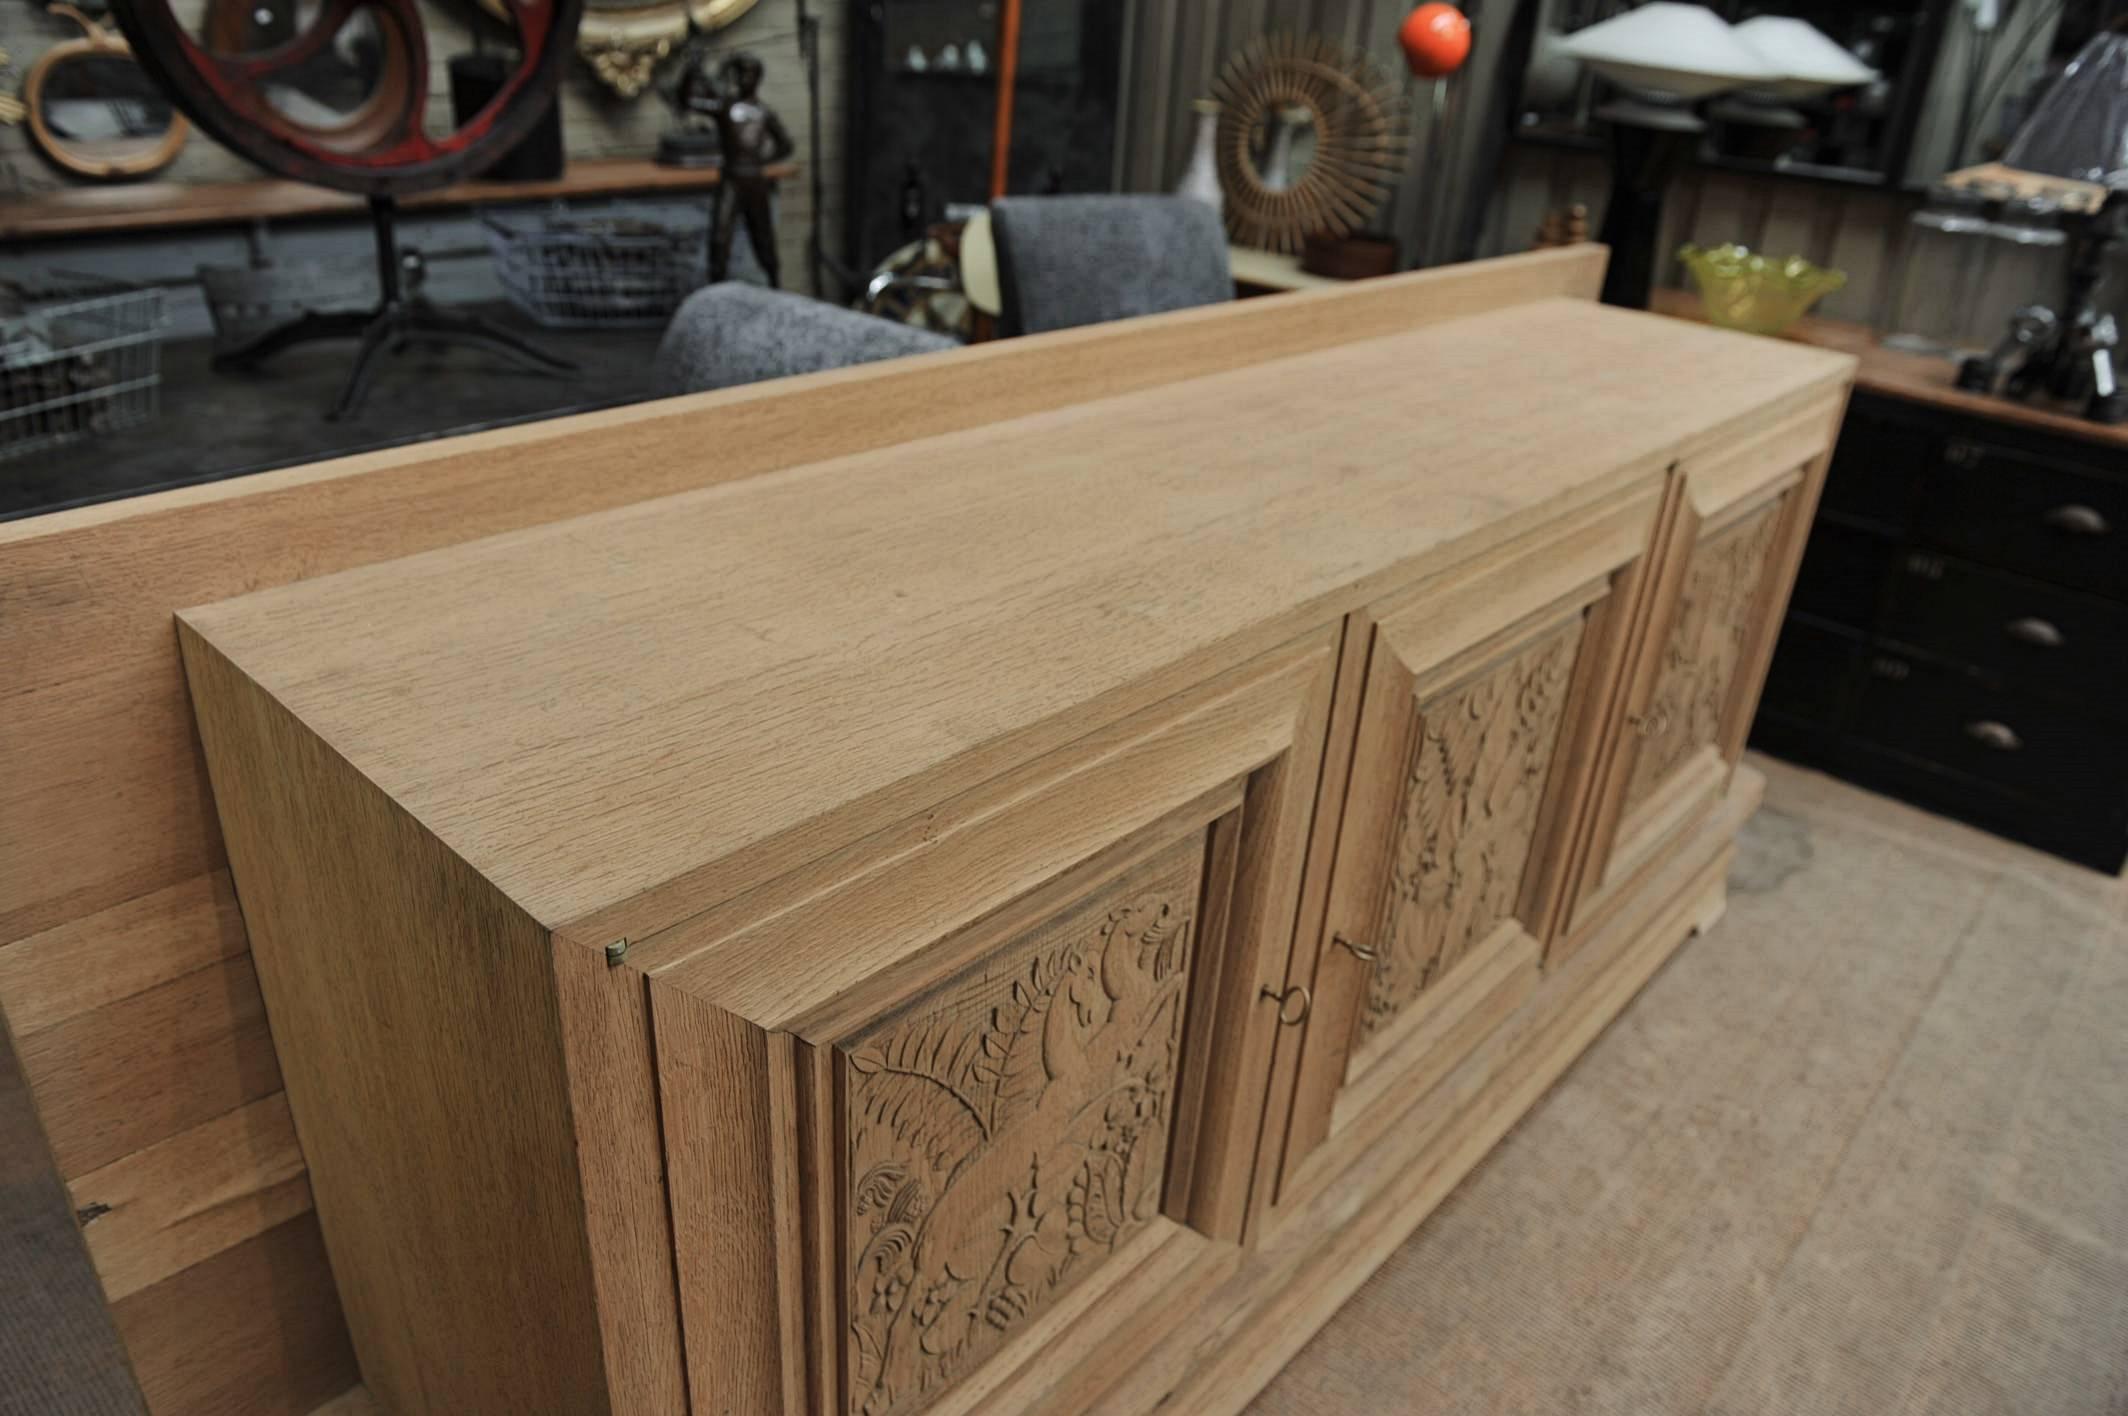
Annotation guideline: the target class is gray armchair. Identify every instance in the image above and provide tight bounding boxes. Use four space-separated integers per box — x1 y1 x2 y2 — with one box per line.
990 195 1232 337
653 285 957 396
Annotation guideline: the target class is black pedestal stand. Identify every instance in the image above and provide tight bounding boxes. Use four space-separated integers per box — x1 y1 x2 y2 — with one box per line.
1596 101 1705 310
214 195 577 420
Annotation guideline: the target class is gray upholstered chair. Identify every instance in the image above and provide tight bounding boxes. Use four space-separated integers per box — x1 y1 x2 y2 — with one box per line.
653 284 958 395
990 195 1232 337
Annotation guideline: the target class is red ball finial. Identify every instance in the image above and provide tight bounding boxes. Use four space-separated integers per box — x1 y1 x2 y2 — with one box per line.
1400 3 1472 78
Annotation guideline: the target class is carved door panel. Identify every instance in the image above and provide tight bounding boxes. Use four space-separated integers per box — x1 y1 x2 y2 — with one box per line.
837 834 1204 1416
1258 488 1664 1221
1622 498 1785 817
1576 480 1803 923
649 630 1340 1416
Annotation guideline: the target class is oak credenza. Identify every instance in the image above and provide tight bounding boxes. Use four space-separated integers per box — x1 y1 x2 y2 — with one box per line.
171 275 1851 1416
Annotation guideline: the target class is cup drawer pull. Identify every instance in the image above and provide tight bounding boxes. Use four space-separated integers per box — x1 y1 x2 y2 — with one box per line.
1965 720 2024 752
2042 504 2111 536
2005 617 2066 648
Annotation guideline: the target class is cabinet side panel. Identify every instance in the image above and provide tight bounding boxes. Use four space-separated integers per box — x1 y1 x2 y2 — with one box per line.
176 625 610 1416
652 984 795 1415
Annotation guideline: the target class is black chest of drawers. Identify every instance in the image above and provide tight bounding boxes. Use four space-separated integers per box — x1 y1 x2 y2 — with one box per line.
1752 390 2128 873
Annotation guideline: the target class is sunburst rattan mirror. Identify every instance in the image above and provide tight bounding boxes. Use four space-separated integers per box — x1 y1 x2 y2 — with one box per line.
1210 34 1408 255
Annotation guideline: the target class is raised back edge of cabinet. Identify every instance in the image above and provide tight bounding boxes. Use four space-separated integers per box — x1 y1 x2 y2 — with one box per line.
179 301 1855 1017
0 248 1607 1416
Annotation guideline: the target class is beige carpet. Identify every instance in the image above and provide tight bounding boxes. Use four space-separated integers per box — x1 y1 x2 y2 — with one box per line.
1250 753 2128 1416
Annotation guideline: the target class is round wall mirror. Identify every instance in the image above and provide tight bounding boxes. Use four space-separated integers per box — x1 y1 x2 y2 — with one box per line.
25 5 188 180
1211 35 1406 254
1250 103 1318 193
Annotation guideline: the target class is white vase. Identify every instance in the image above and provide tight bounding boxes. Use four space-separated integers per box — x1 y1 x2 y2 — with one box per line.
1175 98 1223 218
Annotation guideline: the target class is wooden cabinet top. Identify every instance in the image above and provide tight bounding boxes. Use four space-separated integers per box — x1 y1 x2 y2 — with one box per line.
179 298 1850 943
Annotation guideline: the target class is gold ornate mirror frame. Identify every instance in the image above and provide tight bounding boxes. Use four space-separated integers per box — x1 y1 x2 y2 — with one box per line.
23 4 190 181
1210 34 1407 255
479 0 761 98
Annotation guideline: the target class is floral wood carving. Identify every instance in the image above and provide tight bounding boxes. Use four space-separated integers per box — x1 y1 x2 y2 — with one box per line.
580 36 672 98
1622 501 1784 816
842 839 1203 1416
1357 619 1585 1045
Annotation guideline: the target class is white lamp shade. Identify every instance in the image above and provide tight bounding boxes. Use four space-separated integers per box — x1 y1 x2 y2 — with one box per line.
1734 16 1880 99
1558 3 1777 101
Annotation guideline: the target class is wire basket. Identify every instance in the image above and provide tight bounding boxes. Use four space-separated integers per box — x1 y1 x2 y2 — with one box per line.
0 279 167 465
484 209 708 328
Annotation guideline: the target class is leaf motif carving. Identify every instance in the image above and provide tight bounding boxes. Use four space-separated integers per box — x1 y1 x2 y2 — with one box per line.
1361 618 1584 1043
1622 502 1783 816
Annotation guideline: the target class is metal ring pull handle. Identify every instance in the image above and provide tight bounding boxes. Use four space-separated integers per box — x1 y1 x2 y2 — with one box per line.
1965 720 2023 752
2005 617 2066 648
2043 504 2111 536
1260 984 1312 1026
1629 705 1672 739
1333 933 1379 963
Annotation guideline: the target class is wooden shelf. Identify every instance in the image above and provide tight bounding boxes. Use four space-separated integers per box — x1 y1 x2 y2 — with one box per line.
0 156 797 241
1650 287 2128 453
1228 246 1347 294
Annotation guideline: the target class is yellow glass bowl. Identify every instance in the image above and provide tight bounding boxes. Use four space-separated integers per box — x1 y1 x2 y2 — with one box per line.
1678 244 1846 336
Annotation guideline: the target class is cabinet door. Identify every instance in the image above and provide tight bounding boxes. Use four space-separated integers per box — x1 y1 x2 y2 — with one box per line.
1572 471 1810 936
835 829 1210 1416
648 630 1339 1416
1259 490 1662 1218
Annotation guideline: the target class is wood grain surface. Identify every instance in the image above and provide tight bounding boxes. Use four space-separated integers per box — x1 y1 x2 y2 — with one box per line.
0 249 1608 1414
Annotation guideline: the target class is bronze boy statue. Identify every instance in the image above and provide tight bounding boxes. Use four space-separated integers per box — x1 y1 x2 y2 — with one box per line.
677 50 794 287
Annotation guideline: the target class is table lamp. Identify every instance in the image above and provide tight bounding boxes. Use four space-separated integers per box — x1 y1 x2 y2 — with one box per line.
1956 28 2128 423
1561 4 1772 307
1559 4 1873 310
1401 3 1476 269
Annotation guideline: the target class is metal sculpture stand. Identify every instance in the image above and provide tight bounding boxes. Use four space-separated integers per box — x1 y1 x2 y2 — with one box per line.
213 195 576 421
1957 189 2127 425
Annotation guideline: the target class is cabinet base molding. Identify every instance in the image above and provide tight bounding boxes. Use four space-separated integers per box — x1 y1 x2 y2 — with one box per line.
1083 768 1760 1416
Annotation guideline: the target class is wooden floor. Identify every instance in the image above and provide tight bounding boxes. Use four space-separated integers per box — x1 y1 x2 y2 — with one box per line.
1250 752 2128 1415
15 752 2123 1416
